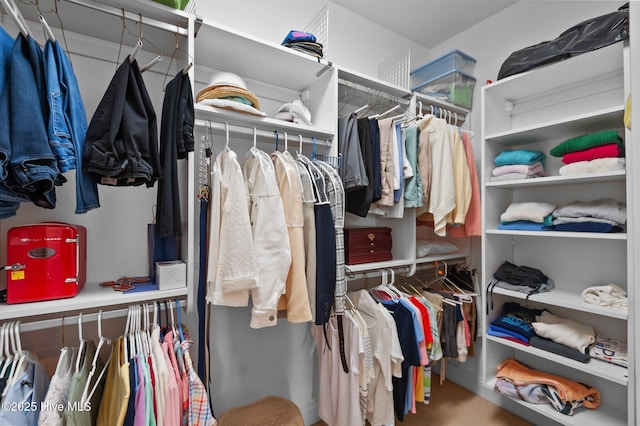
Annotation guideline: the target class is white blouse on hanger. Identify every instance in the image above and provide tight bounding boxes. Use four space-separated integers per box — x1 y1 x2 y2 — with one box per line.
206 149 258 306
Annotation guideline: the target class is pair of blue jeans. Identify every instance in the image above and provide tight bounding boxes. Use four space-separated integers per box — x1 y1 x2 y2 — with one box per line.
0 27 26 218
44 39 99 213
9 33 62 209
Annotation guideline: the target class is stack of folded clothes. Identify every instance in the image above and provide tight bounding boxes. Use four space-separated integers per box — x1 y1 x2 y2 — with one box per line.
550 130 625 176
552 198 626 233
274 99 313 126
497 201 556 231
488 302 542 346
491 149 546 181
489 303 595 364
281 30 324 58
495 359 601 415
590 335 627 368
531 311 595 363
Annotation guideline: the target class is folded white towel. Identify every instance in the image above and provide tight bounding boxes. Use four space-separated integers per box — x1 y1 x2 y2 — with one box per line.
490 173 532 182
532 311 596 353
559 157 625 176
500 202 557 224
581 283 627 310
492 162 546 177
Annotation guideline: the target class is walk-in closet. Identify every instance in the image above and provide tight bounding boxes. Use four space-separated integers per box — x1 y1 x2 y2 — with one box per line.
0 1 636 426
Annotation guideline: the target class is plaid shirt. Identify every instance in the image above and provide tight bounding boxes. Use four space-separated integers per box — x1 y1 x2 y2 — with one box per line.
181 340 216 426
317 161 346 315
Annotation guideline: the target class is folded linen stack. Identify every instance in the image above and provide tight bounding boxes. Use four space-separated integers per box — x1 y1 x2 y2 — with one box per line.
552 198 626 233
497 201 556 231
274 99 313 126
281 30 324 58
491 149 547 181
550 130 625 176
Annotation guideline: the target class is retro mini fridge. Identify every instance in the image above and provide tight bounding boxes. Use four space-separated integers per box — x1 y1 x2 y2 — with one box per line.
6 223 87 304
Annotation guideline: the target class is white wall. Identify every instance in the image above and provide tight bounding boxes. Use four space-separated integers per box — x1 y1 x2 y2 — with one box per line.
196 0 430 83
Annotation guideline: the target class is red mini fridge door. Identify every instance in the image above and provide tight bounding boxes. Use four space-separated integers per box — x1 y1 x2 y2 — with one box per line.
6 223 86 304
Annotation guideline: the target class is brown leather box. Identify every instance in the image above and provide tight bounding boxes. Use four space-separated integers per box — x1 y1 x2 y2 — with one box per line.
344 227 393 265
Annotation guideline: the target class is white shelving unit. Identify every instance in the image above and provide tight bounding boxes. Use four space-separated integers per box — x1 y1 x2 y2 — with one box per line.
0 0 197 320
481 42 634 425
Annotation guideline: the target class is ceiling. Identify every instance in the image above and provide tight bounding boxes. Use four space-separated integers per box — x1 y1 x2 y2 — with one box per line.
331 0 518 48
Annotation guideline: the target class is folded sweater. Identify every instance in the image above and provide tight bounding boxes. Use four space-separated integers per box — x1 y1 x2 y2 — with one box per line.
497 221 552 231
500 202 557 224
532 311 595 353
552 198 626 224
561 143 623 164
494 149 546 166
529 336 590 363
559 157 625 176
492 162 545 177
550 130 622 157
581 283 627 309
554 222 623 233
496 359 601 410
490 173 534 182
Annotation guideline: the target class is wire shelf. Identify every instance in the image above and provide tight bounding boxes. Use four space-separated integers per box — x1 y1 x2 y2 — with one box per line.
184 0 197 15
379 45 410 90
304 5 329 57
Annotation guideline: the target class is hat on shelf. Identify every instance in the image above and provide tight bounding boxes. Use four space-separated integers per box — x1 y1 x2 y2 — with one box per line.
196 71 262 111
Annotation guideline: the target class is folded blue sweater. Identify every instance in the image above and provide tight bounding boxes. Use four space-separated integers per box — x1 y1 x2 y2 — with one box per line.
494 149 546 166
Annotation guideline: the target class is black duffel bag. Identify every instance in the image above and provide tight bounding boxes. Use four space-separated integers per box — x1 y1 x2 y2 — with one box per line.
498 3 629 80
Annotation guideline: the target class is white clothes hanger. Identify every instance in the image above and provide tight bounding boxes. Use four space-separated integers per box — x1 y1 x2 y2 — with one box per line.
81 310 112 405
369 104 400 120
140 55 162 73
0 323 13 378
353 103 369 117
129 40 143 63
0 0 28 37
39 14 55 42
224 122 230 152
253 127 257 150
75 313 87 374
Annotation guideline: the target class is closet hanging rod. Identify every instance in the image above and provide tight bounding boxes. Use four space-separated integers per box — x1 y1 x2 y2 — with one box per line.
345 265 413 283
345 256 469 283
194 119 332 147
2 299 187 334
338 78 410 106
62 0 188 36
414 258 468 275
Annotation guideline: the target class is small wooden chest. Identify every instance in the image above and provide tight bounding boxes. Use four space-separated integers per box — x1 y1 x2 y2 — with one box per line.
344 227 393 265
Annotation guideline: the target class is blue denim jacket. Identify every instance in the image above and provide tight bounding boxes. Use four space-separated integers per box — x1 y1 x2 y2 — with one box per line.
9 34 61 209
44 39 99 213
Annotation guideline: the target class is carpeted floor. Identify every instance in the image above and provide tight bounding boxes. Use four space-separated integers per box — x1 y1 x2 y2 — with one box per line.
312 374 532 426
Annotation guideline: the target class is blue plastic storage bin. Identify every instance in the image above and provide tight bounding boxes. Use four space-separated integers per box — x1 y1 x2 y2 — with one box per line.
411 49 476 86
